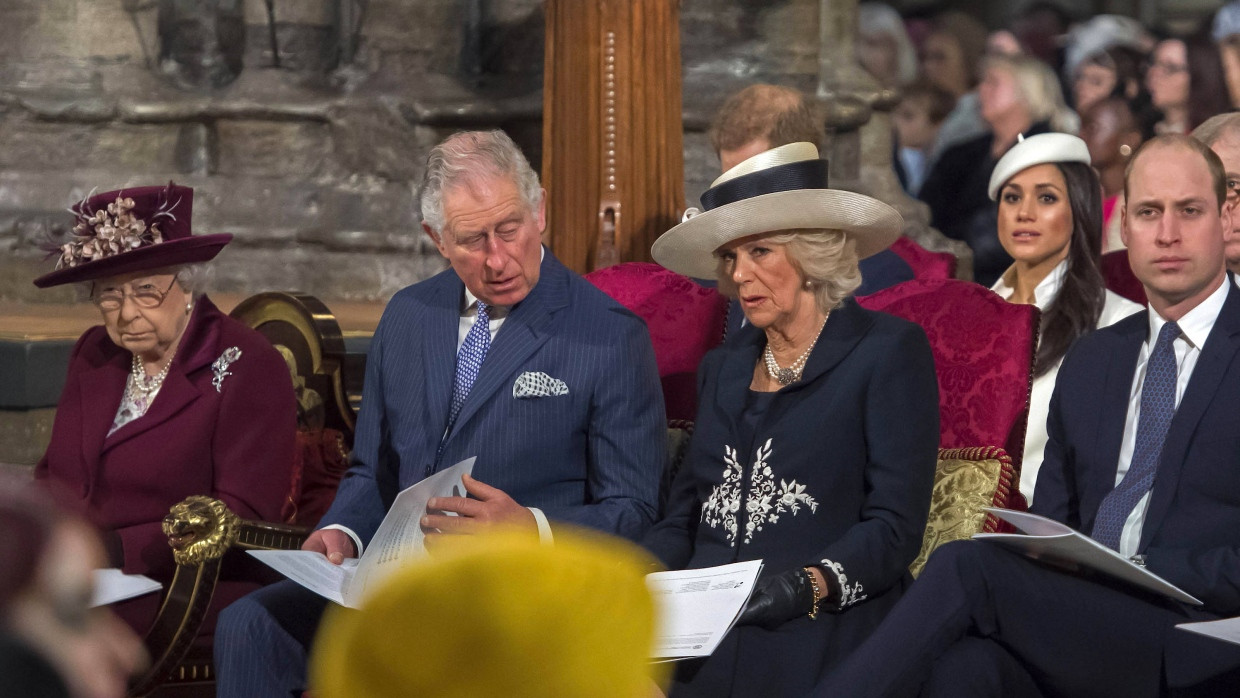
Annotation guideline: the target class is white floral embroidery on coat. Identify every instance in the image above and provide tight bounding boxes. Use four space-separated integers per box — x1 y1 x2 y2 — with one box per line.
821 558 867 609
700 438 819 546
211 347 242 393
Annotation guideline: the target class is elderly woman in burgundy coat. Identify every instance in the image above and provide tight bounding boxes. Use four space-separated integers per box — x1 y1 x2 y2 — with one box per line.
32 183 296 633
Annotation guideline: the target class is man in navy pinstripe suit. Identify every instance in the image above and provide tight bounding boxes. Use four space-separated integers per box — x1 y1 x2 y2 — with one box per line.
214 130 666 696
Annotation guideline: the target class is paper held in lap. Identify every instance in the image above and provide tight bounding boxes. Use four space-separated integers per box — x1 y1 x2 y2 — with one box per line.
249 457 475 609
1178 616 1240 646
647 560 763 660
973 508 1201 606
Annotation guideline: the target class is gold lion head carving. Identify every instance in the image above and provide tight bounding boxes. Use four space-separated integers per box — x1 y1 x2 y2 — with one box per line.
162 496 240 566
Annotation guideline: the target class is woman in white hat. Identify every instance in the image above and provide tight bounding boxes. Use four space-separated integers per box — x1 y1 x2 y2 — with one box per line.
642 143 940 697
987 133 1142 504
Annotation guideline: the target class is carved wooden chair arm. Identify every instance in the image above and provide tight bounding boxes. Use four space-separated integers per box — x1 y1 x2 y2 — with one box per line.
130 497 312 696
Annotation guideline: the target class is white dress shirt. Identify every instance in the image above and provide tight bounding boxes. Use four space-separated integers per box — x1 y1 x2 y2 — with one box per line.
1112 277 1229 557
991 261 1142 503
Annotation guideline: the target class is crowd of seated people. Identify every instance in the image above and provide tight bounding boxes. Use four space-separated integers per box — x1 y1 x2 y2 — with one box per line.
12 4 1240 697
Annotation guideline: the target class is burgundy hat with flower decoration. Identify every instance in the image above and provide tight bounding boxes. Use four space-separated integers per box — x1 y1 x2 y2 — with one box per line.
33 183 232 288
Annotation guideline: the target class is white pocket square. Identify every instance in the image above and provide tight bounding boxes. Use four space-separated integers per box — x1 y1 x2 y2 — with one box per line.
513 371 569 398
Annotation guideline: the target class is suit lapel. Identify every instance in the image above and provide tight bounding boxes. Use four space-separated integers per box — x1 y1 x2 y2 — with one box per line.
423 275 463 446
78 348 129 486
1092 315 1146 505
444 251 567 443
792 299 873 388
1140 285 1240 548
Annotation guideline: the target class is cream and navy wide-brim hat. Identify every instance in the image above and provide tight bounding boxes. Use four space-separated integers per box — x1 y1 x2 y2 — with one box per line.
651 142 904 280
987 132 1091 201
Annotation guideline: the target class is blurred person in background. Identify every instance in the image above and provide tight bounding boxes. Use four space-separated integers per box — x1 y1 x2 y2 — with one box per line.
1147 31 1230 135
0 478 145 698
1080 95 1147 250
921 10 990 163
1194 111 1240 275
858 3 918 88
893 82 955 197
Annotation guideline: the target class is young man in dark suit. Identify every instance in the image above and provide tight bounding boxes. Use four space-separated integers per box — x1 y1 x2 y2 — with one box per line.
816 134 1240 697
213 130 666 696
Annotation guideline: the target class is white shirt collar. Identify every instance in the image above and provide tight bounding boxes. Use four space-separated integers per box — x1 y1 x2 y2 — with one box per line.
1147 275 1230 350
990 259 1069 311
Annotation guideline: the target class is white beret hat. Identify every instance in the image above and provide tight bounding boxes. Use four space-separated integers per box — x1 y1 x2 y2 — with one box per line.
988 133 1091 201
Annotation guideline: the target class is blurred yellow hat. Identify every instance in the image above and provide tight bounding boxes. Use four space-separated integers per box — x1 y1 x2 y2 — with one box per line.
310 529 664 698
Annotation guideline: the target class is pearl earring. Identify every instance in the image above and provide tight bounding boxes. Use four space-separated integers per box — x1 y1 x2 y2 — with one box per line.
804 280 813 290
1119 144 1132 157
186 300 193 315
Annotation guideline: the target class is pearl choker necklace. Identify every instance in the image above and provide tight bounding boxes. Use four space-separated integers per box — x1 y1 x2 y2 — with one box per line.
763 316 828 386
129 351 175 397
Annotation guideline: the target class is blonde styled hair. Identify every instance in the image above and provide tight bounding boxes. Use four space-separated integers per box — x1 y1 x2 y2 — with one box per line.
716 229 862 314
983 54 1077 134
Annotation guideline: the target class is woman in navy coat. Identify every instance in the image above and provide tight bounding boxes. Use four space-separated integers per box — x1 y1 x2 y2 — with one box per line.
32 183 296 634
644 143 940 697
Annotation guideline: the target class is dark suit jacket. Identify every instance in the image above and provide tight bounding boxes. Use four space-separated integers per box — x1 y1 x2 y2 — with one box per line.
320 249 665 546
1034 280 1240 685
36 297 297 630
643 299 939 697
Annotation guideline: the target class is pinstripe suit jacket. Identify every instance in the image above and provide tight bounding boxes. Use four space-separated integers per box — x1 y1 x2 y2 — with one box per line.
319 249 666 546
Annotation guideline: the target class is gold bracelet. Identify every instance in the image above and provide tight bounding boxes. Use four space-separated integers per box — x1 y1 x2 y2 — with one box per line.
803 566 821 620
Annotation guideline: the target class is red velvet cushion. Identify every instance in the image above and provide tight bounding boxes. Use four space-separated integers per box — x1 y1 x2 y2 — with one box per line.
1101 249 1147 306
283 427 350 527
890 236 957 280
585 263 728 422
858 279 1038 492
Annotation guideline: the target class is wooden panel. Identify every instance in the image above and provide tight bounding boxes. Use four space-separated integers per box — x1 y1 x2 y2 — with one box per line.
542 0 685 273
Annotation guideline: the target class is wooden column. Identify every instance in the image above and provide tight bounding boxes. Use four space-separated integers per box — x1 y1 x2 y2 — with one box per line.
542 0 685 273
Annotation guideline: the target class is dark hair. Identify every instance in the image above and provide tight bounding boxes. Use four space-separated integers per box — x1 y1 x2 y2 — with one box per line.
899 82 956 124
0 484 57 610
1033 161 1106 377
1185 29 1232 131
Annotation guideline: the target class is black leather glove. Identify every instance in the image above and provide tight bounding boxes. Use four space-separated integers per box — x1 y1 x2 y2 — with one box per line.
736 568 815 629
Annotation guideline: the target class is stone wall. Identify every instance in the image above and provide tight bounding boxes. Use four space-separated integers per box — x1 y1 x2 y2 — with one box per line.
0 0 845 304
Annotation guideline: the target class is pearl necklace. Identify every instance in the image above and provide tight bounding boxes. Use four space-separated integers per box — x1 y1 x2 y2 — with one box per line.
763 315 828 386
129 350 175 397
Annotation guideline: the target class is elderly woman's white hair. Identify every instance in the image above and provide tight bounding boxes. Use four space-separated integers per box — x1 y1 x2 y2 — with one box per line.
858 3 918 86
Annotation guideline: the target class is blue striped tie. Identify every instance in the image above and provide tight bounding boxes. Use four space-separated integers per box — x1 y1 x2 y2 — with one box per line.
433 302 490 473
1091 321 1180 550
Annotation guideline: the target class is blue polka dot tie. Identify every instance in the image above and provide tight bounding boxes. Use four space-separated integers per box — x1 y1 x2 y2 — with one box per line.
448 301 490 429
1091 321 1181 550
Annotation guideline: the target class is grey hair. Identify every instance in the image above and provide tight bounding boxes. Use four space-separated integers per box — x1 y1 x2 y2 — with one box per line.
715 229 862 315
1192 111 1240 147
173 263 212 298
418 130 542 235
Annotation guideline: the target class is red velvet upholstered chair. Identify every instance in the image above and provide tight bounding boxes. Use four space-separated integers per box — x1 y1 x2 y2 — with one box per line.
890 236 957 280
1101 249 1147 306
584 262 728 423
857 279 1039 511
